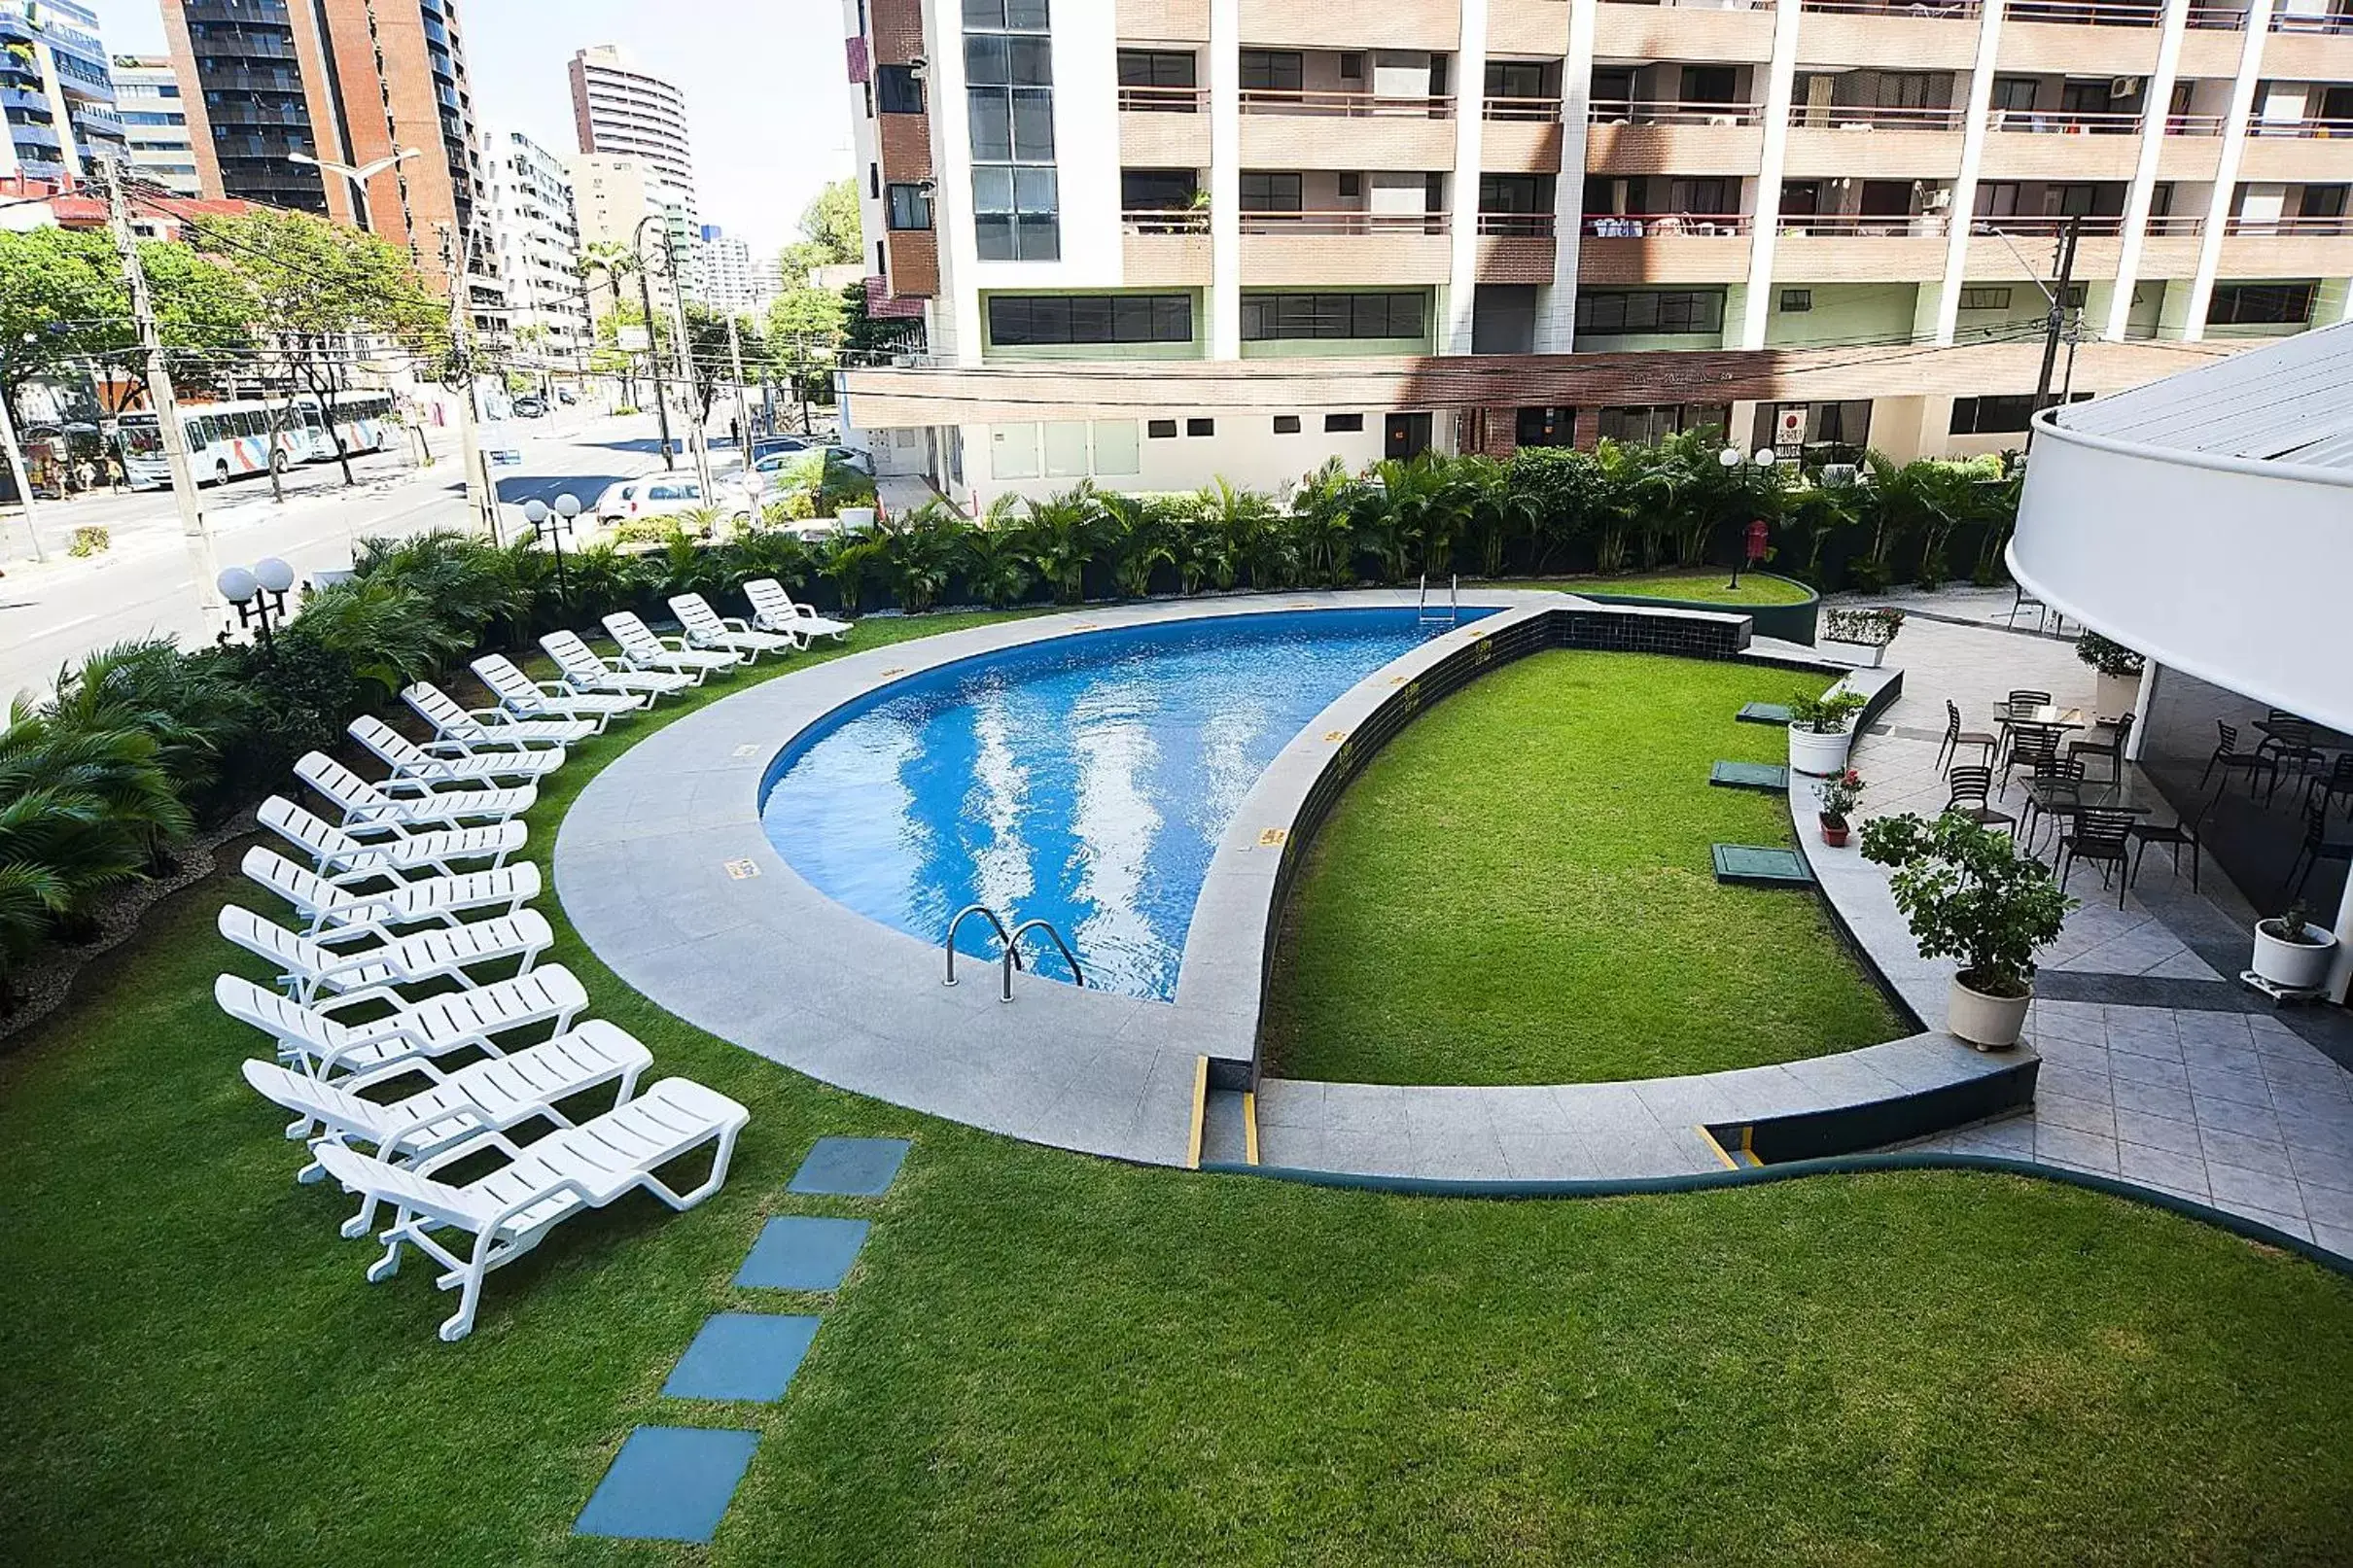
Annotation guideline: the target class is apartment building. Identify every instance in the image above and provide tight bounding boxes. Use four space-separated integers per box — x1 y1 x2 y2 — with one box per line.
0 0 127 181
834 0 2353 506
570 151 683 320
700 224 782 314
111 53 200 195
487 127 590 367
569 44 701 297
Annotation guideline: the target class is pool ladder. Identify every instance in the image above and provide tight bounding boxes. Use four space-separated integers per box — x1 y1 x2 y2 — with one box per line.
1417 572 1458 626
943 903 1086 1002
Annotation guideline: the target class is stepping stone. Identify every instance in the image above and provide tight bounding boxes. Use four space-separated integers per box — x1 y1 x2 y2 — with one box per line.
574 1425 759 1543
663 1312 822 1404
789 1135 910 1196
1709 760 1789 792
733 1215 870 1291
1737 701 1793 725
1711 844 1815 887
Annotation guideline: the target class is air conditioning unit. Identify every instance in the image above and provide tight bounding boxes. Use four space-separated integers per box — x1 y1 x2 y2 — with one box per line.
1924 187 1952 209
2110 76 2142 97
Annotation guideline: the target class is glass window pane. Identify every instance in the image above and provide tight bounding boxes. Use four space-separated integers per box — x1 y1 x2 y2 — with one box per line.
968 92 1013 160
1004 0 1049 27
966 36 1010 86
972 165 1015 213
974 213 1016 259
1352 296 1389 337
1014 213 1060 260
963 0 1005 26
1012 166 1056 212
1010 89 1055 158
1068 296 1112 342
1111 296 1151 341
1153 296 1191 341
1241 296 1270 339
1091 420 1140 475
990 422 1039 479
1006 36 1052 85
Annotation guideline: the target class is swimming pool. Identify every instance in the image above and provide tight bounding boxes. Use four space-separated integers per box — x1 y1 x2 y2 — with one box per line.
759 607 1493 1000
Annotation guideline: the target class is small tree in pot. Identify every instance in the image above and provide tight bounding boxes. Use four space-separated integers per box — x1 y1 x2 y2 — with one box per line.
1787 686 1870 776
2251 901 2340 994
1860 810 2077 1049
2075 631 2145 723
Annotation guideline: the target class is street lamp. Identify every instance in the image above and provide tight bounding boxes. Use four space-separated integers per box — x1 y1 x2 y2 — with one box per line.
523 494 579 602
1718 446 1777 590
218 555 297 657
289 147 421 231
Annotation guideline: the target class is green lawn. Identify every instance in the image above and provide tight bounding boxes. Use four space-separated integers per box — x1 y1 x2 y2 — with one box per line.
1523 570 1815 607
1263 651 1903 1085
4 615 2352 1565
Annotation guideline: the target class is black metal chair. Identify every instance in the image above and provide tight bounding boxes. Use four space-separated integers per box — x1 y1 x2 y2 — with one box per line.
2066 710 2134 784
2201 720 2278 798
1946 766 2015 831
2257 714 2329 803
2130 800 2205 893
2304 752 2353 820
2001 723 2060 792
2019 755 2087 856
2056 808 2139 909
2286 789 2353 899
1995 689 2054 763
1939 700 1998 776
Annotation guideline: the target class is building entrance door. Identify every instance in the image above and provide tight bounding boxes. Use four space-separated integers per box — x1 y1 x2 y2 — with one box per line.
1385 411 1432 459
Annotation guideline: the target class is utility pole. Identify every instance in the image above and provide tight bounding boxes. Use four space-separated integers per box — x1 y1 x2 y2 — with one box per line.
2027 215 2084 450
100 165 216 613
436 223 495 536
0 385 47 563
631 215 677 470
658 254 714 497
723 309 755 470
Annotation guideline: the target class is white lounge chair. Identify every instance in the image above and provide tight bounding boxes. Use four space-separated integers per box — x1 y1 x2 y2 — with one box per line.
668 592 796 661
259 795 524 880
349 715 565 786
602 610 744 684
315 1076 749 1341
540 630 696 701
470 654 646 730
218 903 553 1003
243 1021 651 1213
215 963 589 1084
744 577 851 644
296 752 537 829
404 681 598 750
242 846 541 936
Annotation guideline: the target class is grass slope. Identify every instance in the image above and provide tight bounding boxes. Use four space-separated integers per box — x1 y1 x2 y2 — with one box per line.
1264 651 1903 1085
3 615 2351 1566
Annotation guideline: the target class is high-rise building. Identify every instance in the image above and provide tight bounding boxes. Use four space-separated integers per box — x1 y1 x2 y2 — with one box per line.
0 1 127 181
570 151 680 319
110 53 199 195
832 0 2353 507
488 127 591 368
698 224 779 315
569 44 696 207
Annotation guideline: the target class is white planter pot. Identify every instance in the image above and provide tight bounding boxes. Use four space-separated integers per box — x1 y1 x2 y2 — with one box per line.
2251 921 2339 993
2093 670 2141 724
1788 723 1854 777
1947 971 2031 1050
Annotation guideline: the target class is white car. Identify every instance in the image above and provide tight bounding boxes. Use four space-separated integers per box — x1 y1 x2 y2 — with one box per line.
595 476 746 526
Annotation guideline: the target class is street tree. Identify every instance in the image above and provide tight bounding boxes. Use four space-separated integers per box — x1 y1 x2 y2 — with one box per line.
776 178 861 285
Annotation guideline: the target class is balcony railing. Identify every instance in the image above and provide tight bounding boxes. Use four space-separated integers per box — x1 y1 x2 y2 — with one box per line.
2142 214 2206 234
2268 9 2353 31
1121 207 1211 234
1774 212 1952 235
1477 211 1560 235
1589 98 1763 126
1799 0 1983 14
1605 0 1769 9
1238 209 1453 234
2162 113 2226 134
2185 3 2248 25
2247 115 2353 137
1484 96 1563 123
1787 104 1964 130
1118 85 1207 113
2004 0 2162 23
1975 214 2126 234
1984 108 2144 134
1582 212 1751 236
2226 214 2353 234
1238 89 1455 118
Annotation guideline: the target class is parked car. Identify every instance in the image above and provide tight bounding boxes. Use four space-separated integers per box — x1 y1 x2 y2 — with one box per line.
750 439 815 474
595 476 739 525
511 395 547 418
828 445 875 476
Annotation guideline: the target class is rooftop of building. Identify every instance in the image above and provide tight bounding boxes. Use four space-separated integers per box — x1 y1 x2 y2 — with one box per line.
2052 321 2353 472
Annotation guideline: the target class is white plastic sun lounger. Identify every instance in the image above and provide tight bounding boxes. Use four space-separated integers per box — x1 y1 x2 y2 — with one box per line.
242 846 541 937
668 593 796 661
218 903 553 1003
243 1021 651 1209
259 795 524 881
349 715 566 785
404 682 598 750
470 654 646 730
602 610 745 684
743 577 850 644
315 1076 749 1341
297 752 536 830
215 963 589 1084
540 630 696 701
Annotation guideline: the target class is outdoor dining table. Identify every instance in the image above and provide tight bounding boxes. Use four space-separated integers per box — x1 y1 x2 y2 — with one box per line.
2008 704 2088 731
2019 777 2155 818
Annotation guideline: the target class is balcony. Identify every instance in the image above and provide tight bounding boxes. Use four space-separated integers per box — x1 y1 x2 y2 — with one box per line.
1966 219 2125 280
2237 121 2353 180
1793 3 1984 70
1586 100 1764 175
1475 213 1559 281
2257 16 2353 76
2137 217 2207 276
1238 210 1454 285
1578 212 1752 283
1491 0 1572 53
1121 213 1212 286
1782 104 1964 178
1483 98 1563 172
1770 213 1952 281
1120 89 1211 164
1239 91 1457 169
1978 111 2147 179
1998 9 2164 71
1239 0 1458 51
1118 0 1210 39
1593 1 1774 65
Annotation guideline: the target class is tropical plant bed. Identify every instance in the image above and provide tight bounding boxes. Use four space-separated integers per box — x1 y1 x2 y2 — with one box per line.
3 621 2352 1563
1261 651 1907 1086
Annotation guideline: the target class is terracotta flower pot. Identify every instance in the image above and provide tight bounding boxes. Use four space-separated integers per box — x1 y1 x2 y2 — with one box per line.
1819 812 1849 847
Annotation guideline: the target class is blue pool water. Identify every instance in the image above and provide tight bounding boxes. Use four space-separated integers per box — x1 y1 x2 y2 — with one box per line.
759 608 1492 1000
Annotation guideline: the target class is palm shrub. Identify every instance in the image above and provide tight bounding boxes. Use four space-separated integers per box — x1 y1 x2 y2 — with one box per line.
0 702 191 964
876 502 966 612
962 497 1036 607
1020 483 1104 603
42 640 258 816
1864 451 2007 589
280 575 471 701
1096 491 1176 599
1289 458 1364 587
1505 446 1599 573
352 530 528 645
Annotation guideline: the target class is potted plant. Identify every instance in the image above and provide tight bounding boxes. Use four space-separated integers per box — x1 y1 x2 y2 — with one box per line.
2075 631 2146 723
1786 686 1869 776
1823 606 1906 668
1860 810 2077 1050
1815 768 1864 847
2251 902 2339 994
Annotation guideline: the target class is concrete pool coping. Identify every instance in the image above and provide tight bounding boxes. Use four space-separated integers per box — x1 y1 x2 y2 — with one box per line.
556 588 2027 1172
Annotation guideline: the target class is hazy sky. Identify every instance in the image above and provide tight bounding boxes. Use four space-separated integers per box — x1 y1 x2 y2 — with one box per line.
88 0 856 257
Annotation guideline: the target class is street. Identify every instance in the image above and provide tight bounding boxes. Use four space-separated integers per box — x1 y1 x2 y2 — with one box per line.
0 408 735 701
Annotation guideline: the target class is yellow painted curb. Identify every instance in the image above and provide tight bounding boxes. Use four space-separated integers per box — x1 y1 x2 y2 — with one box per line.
1186 1055 1209 1170
1243 1091 1260 1166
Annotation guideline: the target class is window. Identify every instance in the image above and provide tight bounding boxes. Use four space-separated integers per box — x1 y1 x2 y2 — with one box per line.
973 165 1060 260
987 294 1193 345
1186 418 1215 436
1273 414 1302 434
1957 286 2013 311
1325 413 1365 433
1478 174 1551 214
1147 419 1178 437
1515 406 1575 447
1117 50 1197 87
967 0 1058 260
1339 52 1364 81
2207 282 2316 326
886 183 932 230
1239 172 1303 212
1121 168 1199 210
876 64 924 113
1948 395 2037 435
1240 292 1429 341
1595 404 1729 445
1486 59 1548 99
1573 289 1725 335
1780 289 1813 312
868 162 880 198
1240 51 1303 91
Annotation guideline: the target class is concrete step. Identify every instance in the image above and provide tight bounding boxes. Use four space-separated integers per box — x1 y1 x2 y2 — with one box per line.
1200 1087 1257 1167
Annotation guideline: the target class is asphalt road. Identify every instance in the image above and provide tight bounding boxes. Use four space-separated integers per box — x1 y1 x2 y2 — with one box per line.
0 409 727 701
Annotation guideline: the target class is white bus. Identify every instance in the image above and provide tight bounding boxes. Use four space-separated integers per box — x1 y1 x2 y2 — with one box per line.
121 393 398 489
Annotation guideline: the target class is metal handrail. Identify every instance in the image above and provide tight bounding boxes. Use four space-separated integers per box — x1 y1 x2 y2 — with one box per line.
1004 920 1084 1001
1786 104 1964 130
1476 212 1559 236
1238 210 1452 235
1984 108 2144 133
1483 95 1563 123
2247 115 2353 137
1238 88 1456 118
943 903 1021 988
1589 98 1763 126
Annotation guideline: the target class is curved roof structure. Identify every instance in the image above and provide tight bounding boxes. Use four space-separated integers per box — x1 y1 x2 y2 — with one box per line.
2050 321 2353 472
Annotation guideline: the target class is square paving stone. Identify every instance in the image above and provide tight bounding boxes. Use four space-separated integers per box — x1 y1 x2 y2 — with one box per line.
1737 701 1793 725
1709 760 1789 792
574 1425 759 1543
663 1312 823 1403
1711 844 1814 887
733 1215 870 1291
789 1135 911 1196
